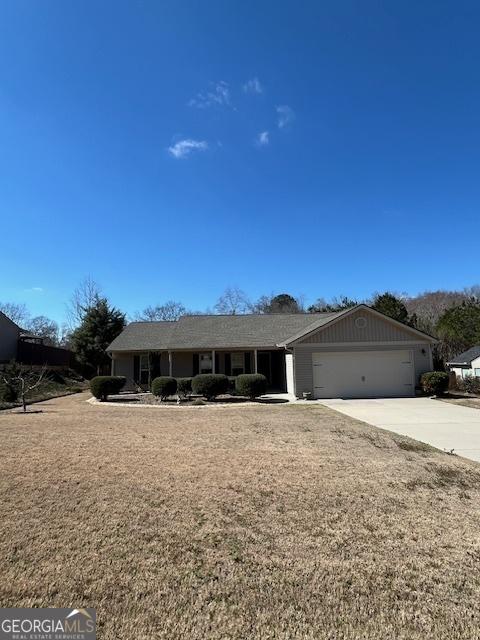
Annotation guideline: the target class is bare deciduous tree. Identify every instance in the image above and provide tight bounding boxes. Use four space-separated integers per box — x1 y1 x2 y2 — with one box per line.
135 301 187 321
405 289 472 334
214 287 252 315
1 364 48 413
27 316 60 345
0 302 30 326
66 276 102 329
58 323 74 349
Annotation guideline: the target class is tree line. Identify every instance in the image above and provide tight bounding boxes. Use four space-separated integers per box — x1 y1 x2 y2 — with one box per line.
1 279 480 375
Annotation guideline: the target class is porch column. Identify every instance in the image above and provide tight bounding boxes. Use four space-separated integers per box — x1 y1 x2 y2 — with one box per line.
254 349 258 373
212 349 216 373
110 355 115 376
168 351 173 377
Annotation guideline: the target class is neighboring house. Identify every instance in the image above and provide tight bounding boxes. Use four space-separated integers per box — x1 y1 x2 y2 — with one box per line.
447 347 480 380
0 311 72 367
107 304 436 399
0 311 20 362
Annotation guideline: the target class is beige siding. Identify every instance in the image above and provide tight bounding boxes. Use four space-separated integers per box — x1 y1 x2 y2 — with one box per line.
113 354 134 388
0 314 19 362
293 343 432 398
298 308 426 344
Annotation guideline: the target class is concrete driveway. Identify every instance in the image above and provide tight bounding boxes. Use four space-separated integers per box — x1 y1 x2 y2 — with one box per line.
318 397 480 463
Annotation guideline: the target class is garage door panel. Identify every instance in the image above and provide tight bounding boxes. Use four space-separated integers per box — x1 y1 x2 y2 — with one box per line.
312 350 414 399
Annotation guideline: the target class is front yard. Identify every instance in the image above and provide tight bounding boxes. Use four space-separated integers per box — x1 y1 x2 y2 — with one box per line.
1 393 480 639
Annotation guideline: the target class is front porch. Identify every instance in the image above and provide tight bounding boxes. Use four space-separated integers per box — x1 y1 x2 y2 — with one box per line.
111 349 287 392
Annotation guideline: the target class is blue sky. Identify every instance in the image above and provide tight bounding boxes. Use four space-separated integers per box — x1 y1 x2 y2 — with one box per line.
1 0 480 324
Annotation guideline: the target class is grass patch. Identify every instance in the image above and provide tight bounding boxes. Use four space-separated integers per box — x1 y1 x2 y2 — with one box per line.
1 396 480 638
395 438 436 454
406 463 480 491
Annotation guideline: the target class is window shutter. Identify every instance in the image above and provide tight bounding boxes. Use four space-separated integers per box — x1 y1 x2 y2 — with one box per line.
133 355 140 382
245 352 252 374
225 353 231 376
193 353 199 375
215 352 219 373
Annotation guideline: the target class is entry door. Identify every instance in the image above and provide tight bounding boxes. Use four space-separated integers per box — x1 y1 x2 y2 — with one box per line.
312 350 414 399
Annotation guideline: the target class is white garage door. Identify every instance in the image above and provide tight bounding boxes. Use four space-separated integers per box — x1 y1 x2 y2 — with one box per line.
312 350 414 399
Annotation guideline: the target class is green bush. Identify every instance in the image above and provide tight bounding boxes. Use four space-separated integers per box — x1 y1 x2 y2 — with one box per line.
420 371 449 396
151 376 177 401
177 377 192 398
235 373 268 399
90 376 126 401
192 374 229 400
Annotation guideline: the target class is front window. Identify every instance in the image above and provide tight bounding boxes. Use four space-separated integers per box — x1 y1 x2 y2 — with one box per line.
199 353 213 374
231 352 245 376
475 369 480 378
140 354 150 385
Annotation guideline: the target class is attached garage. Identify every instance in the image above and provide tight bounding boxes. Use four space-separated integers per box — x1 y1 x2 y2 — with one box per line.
278 305 437 399
312 349 415 399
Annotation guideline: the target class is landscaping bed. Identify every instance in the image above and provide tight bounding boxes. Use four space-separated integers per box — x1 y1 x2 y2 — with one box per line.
99 391 284 406
89 373 275 405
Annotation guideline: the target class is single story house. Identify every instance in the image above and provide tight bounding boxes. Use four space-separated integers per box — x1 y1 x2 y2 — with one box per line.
447 347 480 380
107 304 436 399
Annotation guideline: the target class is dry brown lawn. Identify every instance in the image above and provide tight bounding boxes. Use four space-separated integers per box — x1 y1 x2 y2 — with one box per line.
1 393 480 639
439 395 480 410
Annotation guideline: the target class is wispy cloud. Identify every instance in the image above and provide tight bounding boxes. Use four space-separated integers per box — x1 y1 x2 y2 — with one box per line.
276 104 295 129
168 139 208 159
256 131 269 146
25 286 44 293
188 81 231 109
243 77 263 94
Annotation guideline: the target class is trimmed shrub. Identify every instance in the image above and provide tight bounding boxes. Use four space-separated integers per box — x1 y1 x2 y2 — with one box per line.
192 374 229 400
90 376 126 401
235 373 268 399
151 376 177 401
177 377 192 398
420 371 449 396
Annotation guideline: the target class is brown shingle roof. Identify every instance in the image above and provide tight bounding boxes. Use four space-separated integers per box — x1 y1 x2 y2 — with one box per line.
107 312 342 352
